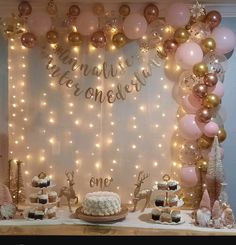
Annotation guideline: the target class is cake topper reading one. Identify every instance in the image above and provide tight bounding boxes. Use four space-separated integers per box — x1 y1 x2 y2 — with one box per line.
89 177 113 190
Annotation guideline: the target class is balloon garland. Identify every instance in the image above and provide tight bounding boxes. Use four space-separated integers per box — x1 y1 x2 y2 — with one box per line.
1 0 236 208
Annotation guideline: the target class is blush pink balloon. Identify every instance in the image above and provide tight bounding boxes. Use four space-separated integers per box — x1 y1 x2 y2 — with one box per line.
203 121 219 137
165 2 190 28
180 166 198 188
76 12 98 36
181 94 202 113
123 13 147 39
175 42 203 69
179 114 202 140
28 11 52 36
209 81 224 98
212 26 236 55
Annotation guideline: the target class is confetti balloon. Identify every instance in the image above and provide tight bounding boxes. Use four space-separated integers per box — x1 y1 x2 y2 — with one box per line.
91 30 107 48
68 5 80 17
144 3 159 24
18 1 32 17
119 4 130 17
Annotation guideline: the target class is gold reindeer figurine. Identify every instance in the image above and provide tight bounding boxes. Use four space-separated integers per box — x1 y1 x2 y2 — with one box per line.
58 171 78 212
132 171 152 212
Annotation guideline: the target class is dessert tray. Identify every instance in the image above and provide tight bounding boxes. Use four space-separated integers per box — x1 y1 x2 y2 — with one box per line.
75 205 129 223
28 199 59 208
152 219 185 225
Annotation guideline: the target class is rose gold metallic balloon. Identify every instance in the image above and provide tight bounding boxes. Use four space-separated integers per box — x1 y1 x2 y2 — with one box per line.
119 4 130 17
192 83 208 98
112 32 127 48
46 30 58 44
18 1 32 16
163 39 178 54
91 30 107 48
68 5 80 17
144 3 159 24
205 10 222 30
204 73 218 87
196 107 212 123
68 32 82 46
21 32 36 48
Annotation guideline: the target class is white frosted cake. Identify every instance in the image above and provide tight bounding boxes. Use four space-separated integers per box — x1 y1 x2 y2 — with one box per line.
82 191 121 216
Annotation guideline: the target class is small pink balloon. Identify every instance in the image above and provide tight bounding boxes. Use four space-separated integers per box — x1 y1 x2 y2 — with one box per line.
209 81 224 98
212 27 236 55
175 42 203 69
28 11 52 36
181 94 202 113
123 13 147 39
180 166 198 188
203 121 219 137
76 12 98 36
165 2 190 28
179 114 202 140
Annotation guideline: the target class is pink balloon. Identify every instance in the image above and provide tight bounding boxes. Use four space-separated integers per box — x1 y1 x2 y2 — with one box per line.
209 81 224 98
175 42 203 69
180 166 198 188
203 121 219 137
76 12 98 36
123 13 147 39
181 94 202 113
212 27 236 55
179 114 202 140
28 11 52 36
165 2 190 28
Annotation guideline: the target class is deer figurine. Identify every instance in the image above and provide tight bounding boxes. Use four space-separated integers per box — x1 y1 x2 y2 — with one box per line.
58 171 78 212
132 171 152 212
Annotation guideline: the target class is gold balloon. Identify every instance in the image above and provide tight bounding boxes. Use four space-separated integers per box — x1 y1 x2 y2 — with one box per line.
201 37 216 53
197 135 213 149
193 62 208 77
217 128 227 142
46 30 58 44
203 93 220 108
174 28 190 43
68 32 82 46
112 32 127 48
119 4 130 17
196 159 208 172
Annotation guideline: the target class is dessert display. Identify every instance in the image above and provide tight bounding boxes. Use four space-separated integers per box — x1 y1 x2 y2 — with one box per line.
81 191 121 216
25 172 58 220
151 174 184 224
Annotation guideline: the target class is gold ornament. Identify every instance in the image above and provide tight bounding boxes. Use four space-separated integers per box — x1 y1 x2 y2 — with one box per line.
196 159 208 172
193 62 208 77
174 28 190 43
112 32 127 48
68 32 82 46
46 30 58 44
201 37 216 53
203 93 220 108
218 128 227 142
197 135 213 149
119 4 130 17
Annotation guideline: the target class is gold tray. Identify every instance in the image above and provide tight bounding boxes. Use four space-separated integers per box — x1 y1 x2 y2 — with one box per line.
75 206 128 223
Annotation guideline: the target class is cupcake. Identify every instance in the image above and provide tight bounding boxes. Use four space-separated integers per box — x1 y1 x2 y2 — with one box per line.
160 213 172 223
168 181 178 191
28 209 35 219
46 176 51 187
38 179 48 188
29 193 38 203
171 210 181 223
32 176 39 187
47 207 57 219
155 195 165 207
151 208 161 221
158 181 168 190
168 196 178 207
38 194 48 204
161 207 171 214
34 210 44 220
48 191 57 203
